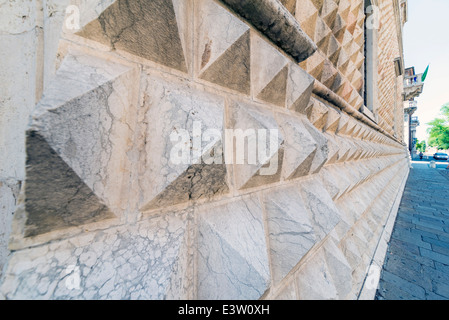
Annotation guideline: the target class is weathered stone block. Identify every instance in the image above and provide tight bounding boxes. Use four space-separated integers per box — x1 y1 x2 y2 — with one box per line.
196 195 270 299
251 33 289 107
196 0 251 94
296 249 339 300
17 53 139 237
227 101 284 189
77 0 188 72
23 131 115 237
302 120 329 174
1 210 193 299
263 185 317 284
298 177 341 240
138 75 229 211
286 63 315 113
276 113 319 180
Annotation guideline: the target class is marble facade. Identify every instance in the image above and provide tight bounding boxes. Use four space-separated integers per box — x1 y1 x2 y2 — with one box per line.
0 0 409 300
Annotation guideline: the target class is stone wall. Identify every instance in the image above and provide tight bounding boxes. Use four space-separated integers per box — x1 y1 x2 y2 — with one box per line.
377 0 405 139
0 0 71 276
295 0 366 111
0 0 41 277
0 0 409 299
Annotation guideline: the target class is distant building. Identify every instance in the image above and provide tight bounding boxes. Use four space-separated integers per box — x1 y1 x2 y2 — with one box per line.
403 67 425 155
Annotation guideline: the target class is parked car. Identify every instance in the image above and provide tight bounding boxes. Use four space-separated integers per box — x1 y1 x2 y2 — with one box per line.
433 152 449 160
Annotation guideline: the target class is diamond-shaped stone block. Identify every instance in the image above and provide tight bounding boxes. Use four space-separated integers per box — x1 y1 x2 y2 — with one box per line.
196 195 270 299
20 53 139 237
77 0 188 72
263 186 318 284
227 101 284 189
139 75 229 211
196 0 251 94
276 113 319 180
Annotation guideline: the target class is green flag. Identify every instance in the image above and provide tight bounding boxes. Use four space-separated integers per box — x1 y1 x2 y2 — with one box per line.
422 65 430 82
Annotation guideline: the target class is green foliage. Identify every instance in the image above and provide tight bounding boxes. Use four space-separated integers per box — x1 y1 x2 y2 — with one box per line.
416 140 427 152
427 103 449 149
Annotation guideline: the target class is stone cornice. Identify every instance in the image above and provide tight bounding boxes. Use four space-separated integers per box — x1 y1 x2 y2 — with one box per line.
313 80 405 146
218 0 317 63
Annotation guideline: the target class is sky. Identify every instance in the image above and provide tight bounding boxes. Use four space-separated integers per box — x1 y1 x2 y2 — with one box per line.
402 0 449 142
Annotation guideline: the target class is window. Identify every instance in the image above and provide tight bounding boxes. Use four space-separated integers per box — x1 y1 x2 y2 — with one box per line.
362 0 378 121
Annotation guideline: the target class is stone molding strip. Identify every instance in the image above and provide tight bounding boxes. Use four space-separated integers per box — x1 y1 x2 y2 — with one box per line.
313 80 405 146
218 0 317 63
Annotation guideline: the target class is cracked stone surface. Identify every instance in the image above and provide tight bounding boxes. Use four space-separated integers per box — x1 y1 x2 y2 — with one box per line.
276 113 319 180
138 74 229 211
23 131 115 237
0 0 411 301
299 177 341 240
263 185 317 284
77 0 188 72
1 210 193 300
196 195 270 299
227 101 284 190
14 52 138 238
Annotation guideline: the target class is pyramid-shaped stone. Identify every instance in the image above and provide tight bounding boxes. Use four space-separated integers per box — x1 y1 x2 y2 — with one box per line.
252 34 289 106
280 0 297 14
276 113 319 180
298 177 341 240
139 76 229 211
77 0 187 72
257 66 289 107
321 0 339 27
228 101 284 189
287 63 315 113
263 186 318 284
27 53 138 215
24 131 115 237
303 121 329 173
200 31 251 94
197 195 270 299
308 98 329 131
196 0 250 72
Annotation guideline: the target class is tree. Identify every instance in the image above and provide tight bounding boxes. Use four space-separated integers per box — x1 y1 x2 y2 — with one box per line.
416 140 427 153
427 103 449 150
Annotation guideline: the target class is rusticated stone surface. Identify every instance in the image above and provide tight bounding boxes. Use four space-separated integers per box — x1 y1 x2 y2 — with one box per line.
251 33 289 106
276 113 320 179
196 195 270 300
78 0 188 72
0 0 410 301
295 0 365 110
24 131 115 237
200 30 251 94
14 52 139 238
299 177 341 240
196 0 251 94
227 101 284 190
138 75 229 211
286 63 316 112
263 186 317 284
219 0 317 62
1 210 193 299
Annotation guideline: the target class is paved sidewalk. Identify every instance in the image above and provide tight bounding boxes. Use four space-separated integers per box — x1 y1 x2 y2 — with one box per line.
376 161 449 300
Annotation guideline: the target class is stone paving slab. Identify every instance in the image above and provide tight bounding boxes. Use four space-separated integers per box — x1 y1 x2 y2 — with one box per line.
376 162 449 300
